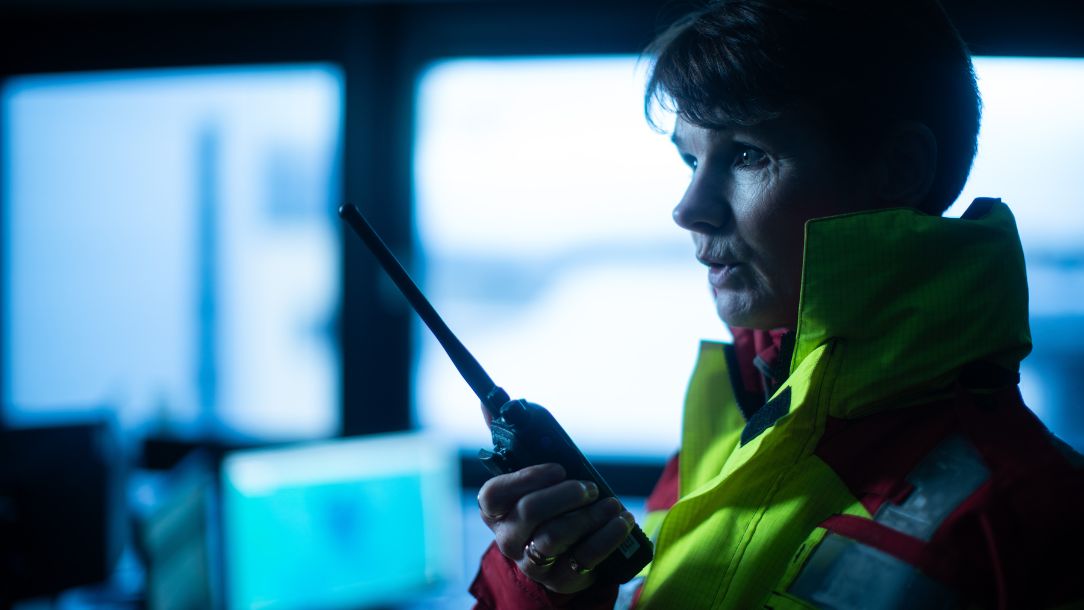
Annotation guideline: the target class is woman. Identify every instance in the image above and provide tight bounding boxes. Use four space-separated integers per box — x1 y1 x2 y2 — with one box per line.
471 1 1084 608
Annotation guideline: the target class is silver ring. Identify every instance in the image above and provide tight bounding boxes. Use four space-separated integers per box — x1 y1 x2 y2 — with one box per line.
525 540 558 568
568 556 593 576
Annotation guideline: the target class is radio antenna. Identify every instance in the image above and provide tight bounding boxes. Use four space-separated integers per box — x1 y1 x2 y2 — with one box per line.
339 204 509 417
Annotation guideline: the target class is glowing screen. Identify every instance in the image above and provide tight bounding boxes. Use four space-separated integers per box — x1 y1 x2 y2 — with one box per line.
221 432 460 609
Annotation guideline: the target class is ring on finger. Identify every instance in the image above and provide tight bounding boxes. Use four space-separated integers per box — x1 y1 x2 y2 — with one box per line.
525 540 558 568
568 555 593 576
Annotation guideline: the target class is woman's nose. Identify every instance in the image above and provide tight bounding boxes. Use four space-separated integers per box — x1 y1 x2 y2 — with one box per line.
673 179 729 234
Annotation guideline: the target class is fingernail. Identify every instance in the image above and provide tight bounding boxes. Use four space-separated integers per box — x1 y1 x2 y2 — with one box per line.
599 497 622 516
582 481 599 499
546 463 566 478
620 511 636 526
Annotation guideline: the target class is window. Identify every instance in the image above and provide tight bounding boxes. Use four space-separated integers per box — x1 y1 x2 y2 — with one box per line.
413 57 727 459
2 65 343 441
413 56 1084 456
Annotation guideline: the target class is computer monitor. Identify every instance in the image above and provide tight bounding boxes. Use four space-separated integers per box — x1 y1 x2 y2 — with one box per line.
220 432 461 609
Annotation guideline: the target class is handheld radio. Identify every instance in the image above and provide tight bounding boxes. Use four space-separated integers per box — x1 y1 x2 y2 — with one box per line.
339 203 653 584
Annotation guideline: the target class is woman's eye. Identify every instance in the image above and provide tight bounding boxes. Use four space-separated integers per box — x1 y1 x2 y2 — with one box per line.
682 154 698 170
736 148 767 168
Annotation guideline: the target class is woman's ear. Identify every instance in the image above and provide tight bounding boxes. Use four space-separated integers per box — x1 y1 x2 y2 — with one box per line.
874 121 938 208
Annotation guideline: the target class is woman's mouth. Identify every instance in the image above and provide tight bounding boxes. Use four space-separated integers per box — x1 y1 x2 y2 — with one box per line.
708 263 743 288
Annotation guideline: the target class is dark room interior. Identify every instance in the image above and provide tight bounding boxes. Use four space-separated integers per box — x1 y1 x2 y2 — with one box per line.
2 0 1083 608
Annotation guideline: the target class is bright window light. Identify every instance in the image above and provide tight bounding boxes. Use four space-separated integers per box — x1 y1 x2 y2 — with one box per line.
413 57 721 459
3 65 343 441
948 58 1084 248
412 56 1084 458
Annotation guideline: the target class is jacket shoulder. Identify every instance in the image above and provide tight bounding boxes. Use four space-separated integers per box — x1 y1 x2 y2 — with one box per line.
802 385 1084 609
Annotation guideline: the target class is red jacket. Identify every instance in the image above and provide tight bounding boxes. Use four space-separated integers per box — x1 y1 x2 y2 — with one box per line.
471 202 1084 608
470 327 1084 609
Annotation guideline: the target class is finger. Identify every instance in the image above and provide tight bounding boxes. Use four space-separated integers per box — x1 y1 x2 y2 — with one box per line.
477 463 565 523
515 498 622 585
516 480 600 528
522 538 560 571
517 507 633 596
526 497 623 562
493 479 600 558
564 510 636 575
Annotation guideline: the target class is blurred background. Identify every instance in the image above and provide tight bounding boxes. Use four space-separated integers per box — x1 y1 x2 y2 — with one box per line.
1 0 1082 608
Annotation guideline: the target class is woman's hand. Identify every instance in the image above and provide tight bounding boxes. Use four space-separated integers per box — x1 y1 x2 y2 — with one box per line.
476 462 637 594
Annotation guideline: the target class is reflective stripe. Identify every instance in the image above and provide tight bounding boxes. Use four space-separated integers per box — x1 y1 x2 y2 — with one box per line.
787 533 956 610
787 435 989 608
874 434 989 541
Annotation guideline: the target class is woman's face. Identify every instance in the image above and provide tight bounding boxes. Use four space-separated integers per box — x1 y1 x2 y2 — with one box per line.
671 112 877 330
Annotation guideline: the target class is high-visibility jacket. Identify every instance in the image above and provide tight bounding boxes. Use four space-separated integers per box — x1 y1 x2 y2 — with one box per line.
470 199 1084 609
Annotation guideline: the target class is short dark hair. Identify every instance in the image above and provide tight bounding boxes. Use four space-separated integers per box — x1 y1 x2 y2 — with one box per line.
644 0 981 215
